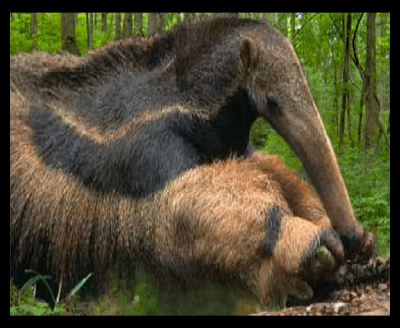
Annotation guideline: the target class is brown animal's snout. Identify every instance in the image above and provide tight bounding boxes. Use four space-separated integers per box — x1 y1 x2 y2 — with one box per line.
240 33 376 261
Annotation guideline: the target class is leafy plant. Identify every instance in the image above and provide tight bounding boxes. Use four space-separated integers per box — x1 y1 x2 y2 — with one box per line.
10 271 93 316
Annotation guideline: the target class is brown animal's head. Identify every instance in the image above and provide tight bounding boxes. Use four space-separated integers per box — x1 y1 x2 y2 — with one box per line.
237 21 375 260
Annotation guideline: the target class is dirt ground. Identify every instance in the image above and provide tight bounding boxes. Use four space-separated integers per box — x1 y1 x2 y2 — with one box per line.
253 255 390 316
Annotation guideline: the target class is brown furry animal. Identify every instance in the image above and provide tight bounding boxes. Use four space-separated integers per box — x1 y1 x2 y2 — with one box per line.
147 154 343 305
10 100 340 307
11 16 368 310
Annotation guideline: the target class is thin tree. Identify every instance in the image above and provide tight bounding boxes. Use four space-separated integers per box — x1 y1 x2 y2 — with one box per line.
345 13 389 151
115 13 121 40
102 13 107 32
329 38 340 138
364 13 382 152
134 13 143 36
86 13 93 50
184 13 195 21
123 13 133 38
148 13 157 35
280 13 288 37
290 13 296 41
30 13 38 51
349 13 367 147
339 13 354 153
157 13 166 33
61 13 80 55
346 14 355 149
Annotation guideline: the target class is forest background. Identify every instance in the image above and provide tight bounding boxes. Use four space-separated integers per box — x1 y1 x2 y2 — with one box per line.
10 13 390 315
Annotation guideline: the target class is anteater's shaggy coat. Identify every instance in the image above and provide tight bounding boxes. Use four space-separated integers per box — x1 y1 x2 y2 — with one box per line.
10 16 344 310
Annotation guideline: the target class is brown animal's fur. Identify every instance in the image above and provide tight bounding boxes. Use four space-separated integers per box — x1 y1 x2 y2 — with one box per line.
10 16 374 260
248 153 331 228
11 16 349 310
10 91 339 305
150 156 340 303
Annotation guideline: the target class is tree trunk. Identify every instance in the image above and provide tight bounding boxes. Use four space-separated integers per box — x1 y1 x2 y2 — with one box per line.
281 13 288 37
274 13 279 26
157 13 166 33
177 13 185 23
184 13 194 21
61 13 80 55
123 13 133 38
339 97 346 154
347 96 355 149
350 13 366 147
30 13 38 51
291 13 296 40
387 112 390 134
357 88 364 146
134 13 143 36
339 13 350 154
108 13 113 37
376 116 390 149
86 13 89 44
364 13 380 152
90 13 93 48
329 39 339 138
102 13 107 32
115 13 121 40
148 13 158 35
345 14 354 149
374 130 382 156
86 13 93 50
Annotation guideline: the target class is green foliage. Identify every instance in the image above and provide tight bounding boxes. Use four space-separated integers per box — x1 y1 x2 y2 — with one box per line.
84 272 260 315
10 285 67 316
111 273 162 315
10 271 92 316
37 13 62 53
337 147 390 255
10 14 34 54
250 117 269 148
254 128 302 170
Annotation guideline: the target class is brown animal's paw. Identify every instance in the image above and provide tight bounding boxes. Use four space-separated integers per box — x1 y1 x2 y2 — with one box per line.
354 229 377 263
299 229 343 285
301 245 336 285
341 223 377 263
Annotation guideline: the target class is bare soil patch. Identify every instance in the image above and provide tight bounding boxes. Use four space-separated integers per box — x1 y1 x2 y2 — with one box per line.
253 255 390 316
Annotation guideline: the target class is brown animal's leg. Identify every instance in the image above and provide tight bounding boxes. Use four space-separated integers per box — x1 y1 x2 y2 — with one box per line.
248 152 331 229
152 157 342 309
247 152 345 265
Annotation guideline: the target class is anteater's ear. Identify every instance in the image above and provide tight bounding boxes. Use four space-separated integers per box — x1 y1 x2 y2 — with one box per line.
240 37 259 71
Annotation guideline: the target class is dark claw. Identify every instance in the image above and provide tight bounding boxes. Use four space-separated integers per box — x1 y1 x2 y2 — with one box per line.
322 229 345 267
341 224 377 263
357 230 377 263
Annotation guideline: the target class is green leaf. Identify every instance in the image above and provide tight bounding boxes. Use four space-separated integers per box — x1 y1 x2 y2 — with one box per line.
33 307 47 316
23 270 57 305
18 303 34 314
20 273 51 294
51 306 67 314
67 272 93 299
